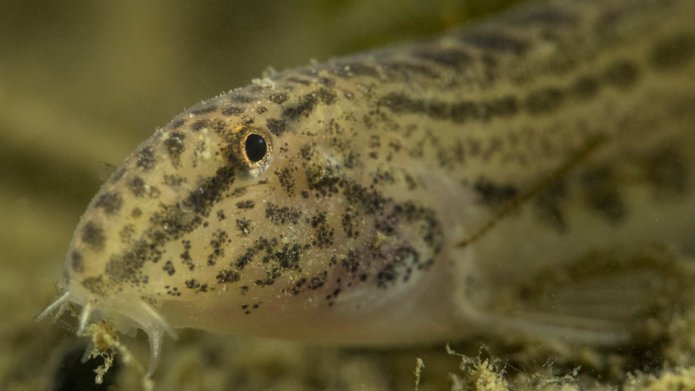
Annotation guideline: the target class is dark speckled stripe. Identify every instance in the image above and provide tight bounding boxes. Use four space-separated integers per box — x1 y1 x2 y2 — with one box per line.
378 57 652 123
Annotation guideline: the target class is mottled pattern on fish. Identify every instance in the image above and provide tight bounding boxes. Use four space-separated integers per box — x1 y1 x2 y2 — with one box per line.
43 0 695 373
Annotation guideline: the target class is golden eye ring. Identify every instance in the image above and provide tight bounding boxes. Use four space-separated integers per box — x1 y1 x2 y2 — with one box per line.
232 126 273 175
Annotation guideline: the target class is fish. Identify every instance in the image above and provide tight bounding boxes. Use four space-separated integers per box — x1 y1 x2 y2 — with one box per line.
39 0 695 376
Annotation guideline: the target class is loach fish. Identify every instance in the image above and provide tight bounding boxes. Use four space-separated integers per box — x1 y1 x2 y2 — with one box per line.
40 0 695 376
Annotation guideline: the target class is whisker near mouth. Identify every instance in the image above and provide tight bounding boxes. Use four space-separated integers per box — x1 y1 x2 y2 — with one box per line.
77 301 94 336
38 283 179 376
138 300 178 340
35 291 72 322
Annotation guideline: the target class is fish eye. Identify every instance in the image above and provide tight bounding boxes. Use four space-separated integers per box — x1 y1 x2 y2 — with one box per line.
230 126 273 175
244 133 267 163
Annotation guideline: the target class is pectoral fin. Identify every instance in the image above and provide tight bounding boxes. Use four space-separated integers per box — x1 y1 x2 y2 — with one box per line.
487 246 692 344
457 135 608 248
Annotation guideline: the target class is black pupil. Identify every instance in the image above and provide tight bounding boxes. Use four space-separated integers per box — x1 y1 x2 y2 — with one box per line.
244 134 267 163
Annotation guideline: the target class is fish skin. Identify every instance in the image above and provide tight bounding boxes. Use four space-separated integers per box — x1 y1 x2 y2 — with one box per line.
43 0 695 372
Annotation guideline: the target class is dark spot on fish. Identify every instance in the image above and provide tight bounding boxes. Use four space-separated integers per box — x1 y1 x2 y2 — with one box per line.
222 106 244 116
256 106 268 114
486 96 519 117
190 104 217 115
311 212 334 248
80 276 106 296
644 147 688 196
316 88 337 105
425 101 450 120
450 101 485 122
150 204 195 243
229 94 254 103
136 146 156 171
340 251 361 276
109 166 126 182
217 269 240 284
534 180 567 231
379 92 425 114
81 221 105 251
289 277 307 295
131 207 142 218
182 165 236 214
180 240 194 271
164 131 186 166
147 186 160 199
341 208 360 238
275 167 295 195
165 286 181 296
344 181 388 215
230 187 247 197
266 118 287 136
185 279 208 292
95 191 123 215
163 260 175 276
343 150 360 169
163 174 187 189
207 229 228 266
581 167 625 223
105 238 164 284
325 287 341 304
379 92 500 123
170 119 185 129
376 265 396 287
236 218 252 237
265 203 301 225
274 243 302 270
306 164 341 196
603 60 639 89
191 119 209 131
650 33 695 70
236 200 255 210
283 88 336 120
318 77 335 87
234 244 259 270
119 224 135 243
525 87 564 114
268 92 288 104
473 178 518 205
571 75 601 100
71 251 84 273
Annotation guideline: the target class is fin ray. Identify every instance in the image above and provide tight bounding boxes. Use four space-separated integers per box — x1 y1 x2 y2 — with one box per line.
485 246 692 344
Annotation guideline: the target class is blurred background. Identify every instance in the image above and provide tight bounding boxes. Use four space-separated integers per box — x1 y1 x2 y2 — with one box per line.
0 1 522 390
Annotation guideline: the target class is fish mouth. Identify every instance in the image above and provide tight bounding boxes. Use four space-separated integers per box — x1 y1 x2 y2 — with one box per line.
37 288 177 377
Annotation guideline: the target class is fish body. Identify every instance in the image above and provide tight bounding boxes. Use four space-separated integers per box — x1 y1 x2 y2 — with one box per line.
42 0 695 372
